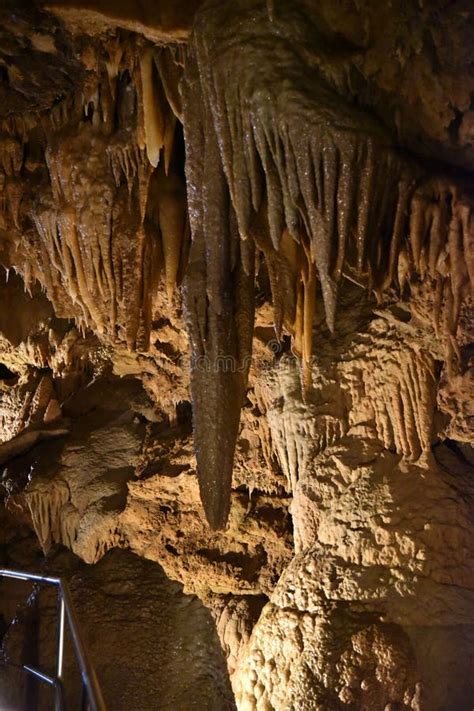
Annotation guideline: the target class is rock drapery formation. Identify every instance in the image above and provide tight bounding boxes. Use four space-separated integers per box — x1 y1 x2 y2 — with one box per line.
182 0 472 530
0 0 473 709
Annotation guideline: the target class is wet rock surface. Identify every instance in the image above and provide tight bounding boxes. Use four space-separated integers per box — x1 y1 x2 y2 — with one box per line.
0 1 473 708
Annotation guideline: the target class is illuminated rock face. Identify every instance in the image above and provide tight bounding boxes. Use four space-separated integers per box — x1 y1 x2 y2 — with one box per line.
0 0 473 708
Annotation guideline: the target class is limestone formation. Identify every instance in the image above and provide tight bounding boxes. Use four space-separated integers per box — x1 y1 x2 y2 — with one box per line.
0 0 473 709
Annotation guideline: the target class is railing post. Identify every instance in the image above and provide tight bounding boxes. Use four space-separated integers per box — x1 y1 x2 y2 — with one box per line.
81 680 88 711
56 591 66 711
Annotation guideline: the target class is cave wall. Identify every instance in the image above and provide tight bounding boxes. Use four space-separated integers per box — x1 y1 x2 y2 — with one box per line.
0 0 473 709
1 540 234 710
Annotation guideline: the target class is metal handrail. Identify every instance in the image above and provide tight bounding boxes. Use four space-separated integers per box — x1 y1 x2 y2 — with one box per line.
0 568 106 711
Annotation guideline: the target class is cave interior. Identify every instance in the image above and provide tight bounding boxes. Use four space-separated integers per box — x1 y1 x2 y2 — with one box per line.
0 0 473 709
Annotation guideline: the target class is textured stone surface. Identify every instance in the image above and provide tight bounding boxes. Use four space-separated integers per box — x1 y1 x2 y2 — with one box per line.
231 288 474 710
0 545 235 710
44 0 202 42
0 0 473 708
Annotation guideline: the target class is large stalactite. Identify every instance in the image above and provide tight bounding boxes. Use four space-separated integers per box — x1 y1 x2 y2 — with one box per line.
182 0 473 529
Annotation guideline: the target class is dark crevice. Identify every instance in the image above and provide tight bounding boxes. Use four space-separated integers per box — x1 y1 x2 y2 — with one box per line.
0 363 19 385
448 106 463 144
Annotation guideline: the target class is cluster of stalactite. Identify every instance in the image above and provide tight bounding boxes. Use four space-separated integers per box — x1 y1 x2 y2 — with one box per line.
0 38 189 349
0 0 472 531
0 372 61 442
182 0 473 528
24 477 124 562
343 339 438 461
25 479 73 553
